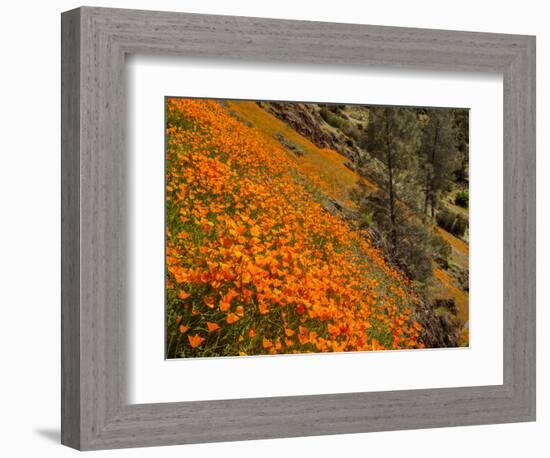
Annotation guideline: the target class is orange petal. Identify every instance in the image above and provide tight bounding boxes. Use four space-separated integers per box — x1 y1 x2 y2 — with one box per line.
226 313 241 324
177 290 191 300
284 328 295 337
206 322 220 332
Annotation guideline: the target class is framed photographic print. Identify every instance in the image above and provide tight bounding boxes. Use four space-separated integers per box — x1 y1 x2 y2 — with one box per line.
61 6 536 450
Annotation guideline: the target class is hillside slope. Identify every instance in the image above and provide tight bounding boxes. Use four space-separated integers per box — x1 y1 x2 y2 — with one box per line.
224 100 373 205
225 101 469 334
165 99 425 358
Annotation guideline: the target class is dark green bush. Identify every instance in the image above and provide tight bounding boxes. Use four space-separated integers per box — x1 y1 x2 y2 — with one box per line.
453 214 468 236
454 190 469 208
436 208 454 232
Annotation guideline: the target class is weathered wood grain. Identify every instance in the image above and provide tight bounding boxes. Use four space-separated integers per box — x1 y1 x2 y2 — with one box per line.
61 7 81 450
61 6 536 450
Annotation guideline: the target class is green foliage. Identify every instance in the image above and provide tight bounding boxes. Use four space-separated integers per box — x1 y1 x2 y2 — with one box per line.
319 107 362 146
454 190 469 208
430 233 452 268
436 208 468 237
319 107 346 129
360 209 373 228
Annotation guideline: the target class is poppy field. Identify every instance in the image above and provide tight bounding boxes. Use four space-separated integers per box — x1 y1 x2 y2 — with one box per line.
165 98 469 358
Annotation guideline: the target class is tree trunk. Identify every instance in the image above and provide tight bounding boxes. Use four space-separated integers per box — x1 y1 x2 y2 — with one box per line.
388 152 395 226
423 179 430 222
386 138 397 253
427 120 440 225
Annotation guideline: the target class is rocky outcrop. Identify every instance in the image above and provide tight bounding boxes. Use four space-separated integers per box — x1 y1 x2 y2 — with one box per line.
259 101 338 147
321 197 356 220
258 101 365 164
415 300 461 348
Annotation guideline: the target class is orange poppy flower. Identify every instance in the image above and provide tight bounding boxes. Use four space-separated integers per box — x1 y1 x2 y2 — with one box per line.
188 334 205 348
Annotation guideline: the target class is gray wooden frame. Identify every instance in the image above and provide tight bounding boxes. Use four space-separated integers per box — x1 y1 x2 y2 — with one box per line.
61 6 536 451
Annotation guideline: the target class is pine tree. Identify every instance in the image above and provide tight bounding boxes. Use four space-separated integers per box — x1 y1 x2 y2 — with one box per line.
363 107 421 244
419 109 459 222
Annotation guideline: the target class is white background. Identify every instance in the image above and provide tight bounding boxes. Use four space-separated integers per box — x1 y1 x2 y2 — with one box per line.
129 58 503 403
0 0 546 457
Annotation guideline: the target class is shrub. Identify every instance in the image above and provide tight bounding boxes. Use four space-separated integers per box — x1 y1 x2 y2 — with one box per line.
342 123 362 143
454 190 469 208
320 108 345 129
453 214 468 236
430 233 452 268
436 208 468 237
360 210 373 228
393 222 434 283
436 208 454 232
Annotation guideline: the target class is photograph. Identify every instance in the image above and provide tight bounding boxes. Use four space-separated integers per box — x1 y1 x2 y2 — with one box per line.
165 98 470 358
